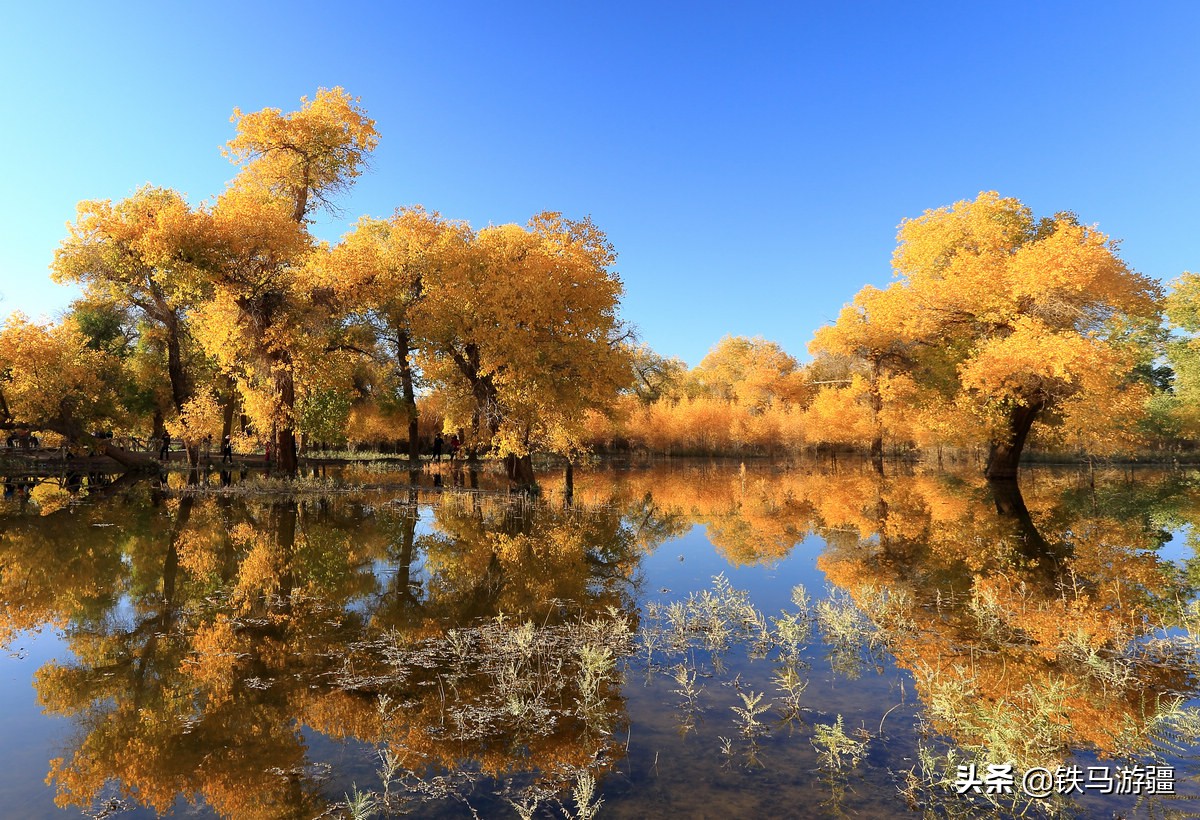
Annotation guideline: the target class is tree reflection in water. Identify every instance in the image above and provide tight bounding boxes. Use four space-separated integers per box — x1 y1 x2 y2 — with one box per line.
2 463 1199 817
10 482 654 817
814 470 1200 814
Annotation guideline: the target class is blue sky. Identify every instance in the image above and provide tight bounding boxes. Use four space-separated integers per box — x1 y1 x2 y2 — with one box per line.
2 2 1198 366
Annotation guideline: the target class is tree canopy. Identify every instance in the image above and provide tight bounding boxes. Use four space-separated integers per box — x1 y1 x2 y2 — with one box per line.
810 191 1163 478
0 89 636 484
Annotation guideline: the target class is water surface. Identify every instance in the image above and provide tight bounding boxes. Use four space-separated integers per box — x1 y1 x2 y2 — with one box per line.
1 461 1198 818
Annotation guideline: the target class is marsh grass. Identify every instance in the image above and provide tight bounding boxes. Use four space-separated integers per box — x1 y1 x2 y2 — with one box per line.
772 665 808 725
177 474 361 498
568 771 604 820
811 715 870 816
814 588 885 678
641 574 797 668
916 664 1081 772
307 449 411 462
898 646 1200 819
643 575 1200 819
639 575 891 745
897 740 1044 819
343 785 378 820
812 714 867 771
327 606 632 817
732 690 770 738
670 662 703 735
639 576 884 784
966 583 1011 641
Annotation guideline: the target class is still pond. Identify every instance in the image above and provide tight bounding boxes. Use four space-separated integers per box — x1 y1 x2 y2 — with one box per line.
1 460 1199 818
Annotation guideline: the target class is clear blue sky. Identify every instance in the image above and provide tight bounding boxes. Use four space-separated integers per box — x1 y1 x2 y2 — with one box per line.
3 1 1198 366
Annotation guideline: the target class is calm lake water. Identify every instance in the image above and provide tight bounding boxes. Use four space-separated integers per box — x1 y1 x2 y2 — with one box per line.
1 460 1198 819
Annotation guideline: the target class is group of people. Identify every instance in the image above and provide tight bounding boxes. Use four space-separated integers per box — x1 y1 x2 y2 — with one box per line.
431 433 462 462
5 432 39 449
158 433 235 464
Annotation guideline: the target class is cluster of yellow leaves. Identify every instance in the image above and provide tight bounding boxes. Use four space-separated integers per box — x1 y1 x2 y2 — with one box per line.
28 483 72 516
0 314 115 429
324 207 466 305
805 192 1163 459
224 87 379 222
51 186 209 301
413 213 631 457
165 389 225 445
345 402 406 443
230 523 282 604
960 316 1127 402
175 527 223 581
692 335 808 408
801 376 877 446
583 381 880 454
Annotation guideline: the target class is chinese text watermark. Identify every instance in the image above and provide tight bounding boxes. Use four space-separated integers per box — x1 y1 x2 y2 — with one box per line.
954 763 1174 798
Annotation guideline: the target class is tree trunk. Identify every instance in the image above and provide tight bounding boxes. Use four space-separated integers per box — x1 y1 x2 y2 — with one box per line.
869 436 884 464
163 316 198 468
273 502 299 605
984 399 1044 480
396 331 420 463
988 476 1069 582
389 487 422 616
504 453 536 491
868 358 884 467
93 439 157 471
989 477 1044 546
221 377 237 440
274 361 299 477
450 343 501 454
163 494 194 604
277 426 298 476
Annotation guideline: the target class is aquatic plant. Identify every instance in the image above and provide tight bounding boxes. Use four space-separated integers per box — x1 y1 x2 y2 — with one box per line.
342 785 378 820
567 771 604 820
732 690 770 738
772 665 808 724
811 714 867 771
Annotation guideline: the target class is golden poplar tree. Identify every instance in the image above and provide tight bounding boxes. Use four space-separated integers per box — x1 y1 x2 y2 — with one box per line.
197 88 379 475
815 192 1162 478
415 213 631 487
51 186 212 464
322 207 470 459
691 335 808 409
0 314 158 468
